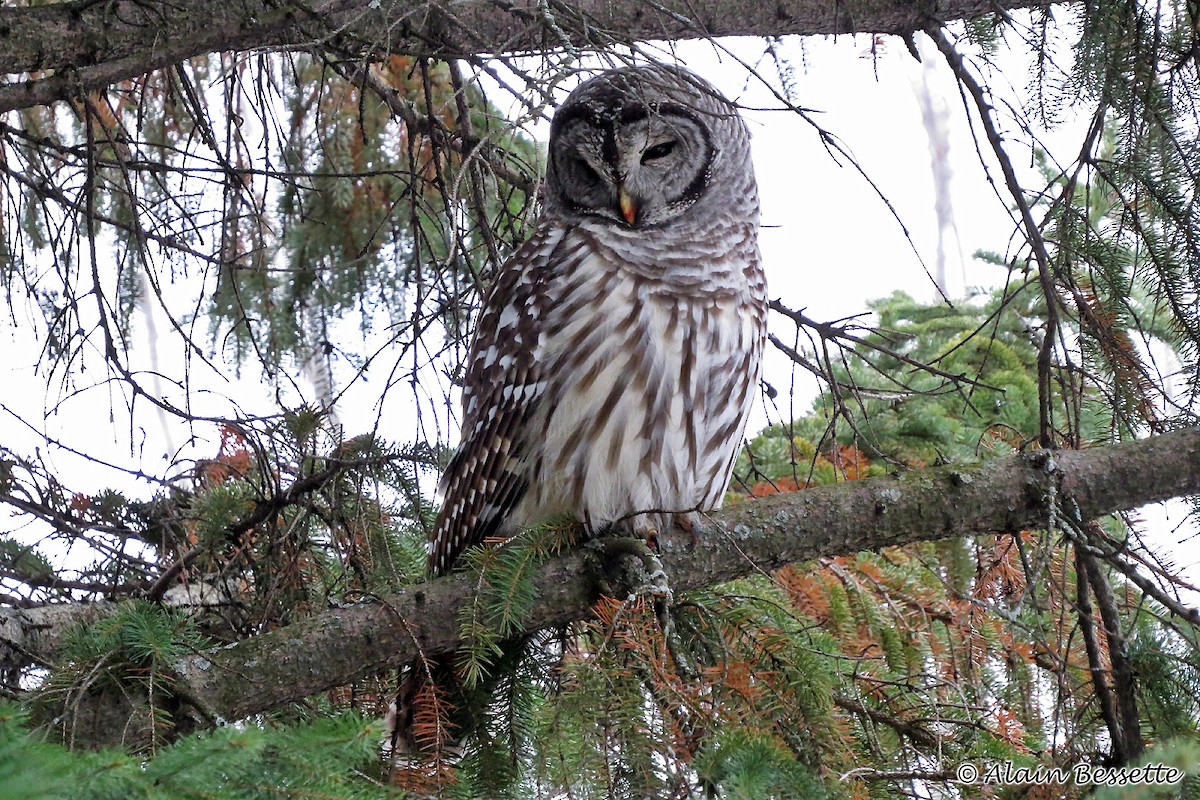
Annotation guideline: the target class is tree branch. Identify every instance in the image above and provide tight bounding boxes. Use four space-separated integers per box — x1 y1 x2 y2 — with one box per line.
164 428 1200 721
6 428 1199 727
0 0 1062 113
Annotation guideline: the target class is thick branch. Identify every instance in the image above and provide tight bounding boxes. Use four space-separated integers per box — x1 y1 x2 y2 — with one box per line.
171 427 1199 721
6 428 1198 723
0 0 1061 113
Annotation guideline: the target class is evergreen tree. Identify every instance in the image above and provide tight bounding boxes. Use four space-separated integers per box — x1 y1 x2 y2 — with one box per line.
2 1 1200 798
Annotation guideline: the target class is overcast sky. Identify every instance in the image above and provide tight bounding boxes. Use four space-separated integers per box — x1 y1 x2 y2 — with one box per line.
4 29 1197 591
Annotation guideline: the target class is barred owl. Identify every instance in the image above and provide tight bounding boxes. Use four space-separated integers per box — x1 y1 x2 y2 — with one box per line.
430 64 766 575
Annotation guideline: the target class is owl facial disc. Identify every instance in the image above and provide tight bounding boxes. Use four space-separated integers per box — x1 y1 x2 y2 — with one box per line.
544 67 744 230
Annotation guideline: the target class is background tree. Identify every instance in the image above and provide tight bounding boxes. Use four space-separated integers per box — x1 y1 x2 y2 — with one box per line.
2 0 1200 798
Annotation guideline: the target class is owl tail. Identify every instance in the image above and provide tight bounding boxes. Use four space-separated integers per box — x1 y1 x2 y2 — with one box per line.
385 654 461 792
385 637 535 790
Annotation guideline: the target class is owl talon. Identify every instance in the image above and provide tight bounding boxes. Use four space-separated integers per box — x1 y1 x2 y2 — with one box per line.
644 526 660 551
596 537 673 603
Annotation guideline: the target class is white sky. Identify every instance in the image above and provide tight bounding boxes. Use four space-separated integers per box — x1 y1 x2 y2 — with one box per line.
2 29 1197 594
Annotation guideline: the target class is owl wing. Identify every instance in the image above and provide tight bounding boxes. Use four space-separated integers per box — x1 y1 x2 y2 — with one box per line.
428 226 574 576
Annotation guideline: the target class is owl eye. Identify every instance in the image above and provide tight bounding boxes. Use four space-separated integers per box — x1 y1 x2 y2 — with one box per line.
641 141 677 163
574 158 601 183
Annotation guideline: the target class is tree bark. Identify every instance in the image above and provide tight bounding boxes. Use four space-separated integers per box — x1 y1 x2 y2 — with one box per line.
0 0 1061 113
180 427 1200 721
8 427 1196 728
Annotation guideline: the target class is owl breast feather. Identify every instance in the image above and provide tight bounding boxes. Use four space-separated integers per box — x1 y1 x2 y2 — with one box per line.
507 233 765 536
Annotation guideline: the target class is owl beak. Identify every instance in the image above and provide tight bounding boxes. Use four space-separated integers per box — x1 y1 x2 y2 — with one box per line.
618 187 638 224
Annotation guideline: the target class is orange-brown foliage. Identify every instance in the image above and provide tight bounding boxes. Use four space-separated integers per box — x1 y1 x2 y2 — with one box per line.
749 476 803 496
829 444 872 480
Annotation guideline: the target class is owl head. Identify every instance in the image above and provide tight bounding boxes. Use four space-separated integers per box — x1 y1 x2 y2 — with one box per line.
543 64 755 230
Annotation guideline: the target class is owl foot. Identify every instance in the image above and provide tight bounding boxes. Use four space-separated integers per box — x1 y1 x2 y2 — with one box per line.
592 535 671 604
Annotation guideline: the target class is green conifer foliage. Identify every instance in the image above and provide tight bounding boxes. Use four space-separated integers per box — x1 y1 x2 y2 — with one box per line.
731 273 1200 796
0 701 393 800
4 3 1200 798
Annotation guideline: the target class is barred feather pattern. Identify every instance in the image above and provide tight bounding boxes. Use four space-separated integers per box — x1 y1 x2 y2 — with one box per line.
429 66 766 576
391 64 765 768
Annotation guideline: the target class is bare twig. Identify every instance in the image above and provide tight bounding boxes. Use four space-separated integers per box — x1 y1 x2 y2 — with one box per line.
930 27 1063 448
